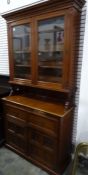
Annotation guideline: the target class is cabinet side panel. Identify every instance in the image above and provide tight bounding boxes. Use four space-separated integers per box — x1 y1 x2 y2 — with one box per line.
57 109 73 172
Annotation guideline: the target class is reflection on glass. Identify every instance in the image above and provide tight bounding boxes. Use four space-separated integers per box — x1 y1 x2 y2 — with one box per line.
13 24 31 79
38 16 64 83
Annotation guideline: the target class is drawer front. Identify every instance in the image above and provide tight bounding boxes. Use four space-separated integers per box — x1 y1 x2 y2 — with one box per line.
5 104 28 121
28 113 58 135
7 118 26 138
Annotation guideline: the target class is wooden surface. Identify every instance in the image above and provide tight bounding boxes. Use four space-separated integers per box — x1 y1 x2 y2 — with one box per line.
2 95 72 117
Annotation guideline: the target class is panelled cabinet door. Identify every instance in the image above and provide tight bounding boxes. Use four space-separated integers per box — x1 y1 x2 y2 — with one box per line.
6 118 27 153
28 127 57 170
10 20 32 82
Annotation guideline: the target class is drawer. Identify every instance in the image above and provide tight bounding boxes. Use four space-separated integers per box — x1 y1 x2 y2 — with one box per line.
5 104 28 121
6 117 26 139
28 113 58 135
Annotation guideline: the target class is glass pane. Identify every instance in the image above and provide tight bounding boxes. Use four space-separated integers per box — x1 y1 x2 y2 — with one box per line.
38 16 64 83
12 24 31 79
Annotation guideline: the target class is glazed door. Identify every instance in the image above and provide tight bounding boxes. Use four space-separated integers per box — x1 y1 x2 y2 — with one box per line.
35 12 69 91
10 19 32 82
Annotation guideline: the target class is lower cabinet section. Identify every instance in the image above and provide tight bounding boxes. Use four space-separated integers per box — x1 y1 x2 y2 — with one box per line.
3 97 73 175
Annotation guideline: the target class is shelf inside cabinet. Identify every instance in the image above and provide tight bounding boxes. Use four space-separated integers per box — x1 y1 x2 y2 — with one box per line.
14 74 31 79
13 33 30 38
39 65 62 69
14 50 30 54
38 48 64 52
15 64 30 68
39 60 62 65
39 28 64 33
39 76 62 83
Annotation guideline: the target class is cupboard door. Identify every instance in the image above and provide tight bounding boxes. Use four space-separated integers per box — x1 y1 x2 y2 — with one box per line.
37 15 64 86
6 119 26 153
28 128 57 169
12 23 31 80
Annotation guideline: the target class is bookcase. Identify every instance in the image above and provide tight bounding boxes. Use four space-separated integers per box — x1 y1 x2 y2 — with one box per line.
2 0 85 174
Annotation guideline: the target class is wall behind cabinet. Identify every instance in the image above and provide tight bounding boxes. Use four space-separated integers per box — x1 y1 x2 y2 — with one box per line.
77 1 88 143
0 16 9 75
0 0 48 14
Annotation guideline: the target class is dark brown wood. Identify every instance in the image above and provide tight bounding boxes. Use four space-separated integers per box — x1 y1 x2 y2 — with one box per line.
31 18 38 84
2 0 85 175
2 95 73 174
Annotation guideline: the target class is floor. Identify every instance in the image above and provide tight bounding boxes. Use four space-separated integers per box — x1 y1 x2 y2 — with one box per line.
0 148 88 175
2 147 88 175
0 147 70 175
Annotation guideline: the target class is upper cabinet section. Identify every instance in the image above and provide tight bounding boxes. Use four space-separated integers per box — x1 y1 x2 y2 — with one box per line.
8 13 67 91
2 0 85 92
